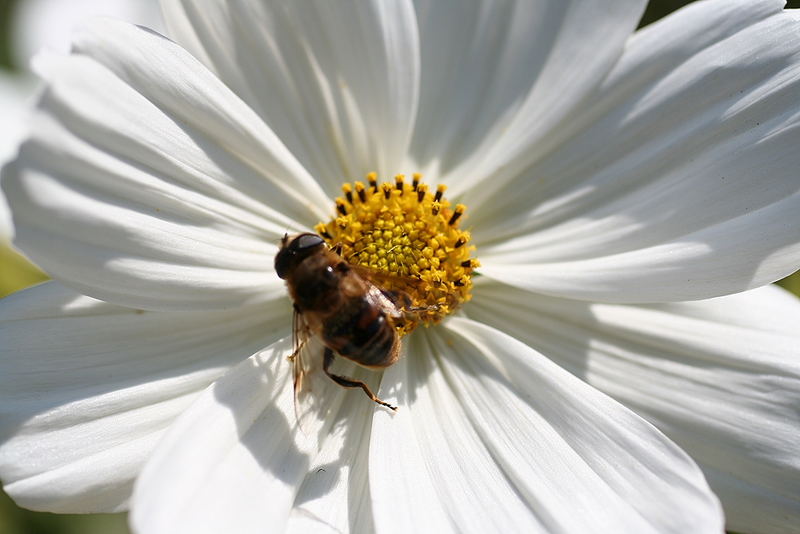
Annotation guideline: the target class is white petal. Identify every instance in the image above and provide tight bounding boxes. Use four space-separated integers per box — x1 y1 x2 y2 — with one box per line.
3 19 327 310
286 366 379 534
0 282 287 513
0 72 36 167
474 0 800 302
468 280 800 534
369 321 723 533
0 191 11 243
0 71 38 241
161 0 420 195
131 337 368 534
13 0 164 67
421 0 646 193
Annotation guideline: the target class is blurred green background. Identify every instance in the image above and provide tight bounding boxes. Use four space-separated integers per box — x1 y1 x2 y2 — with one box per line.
1 1 799 533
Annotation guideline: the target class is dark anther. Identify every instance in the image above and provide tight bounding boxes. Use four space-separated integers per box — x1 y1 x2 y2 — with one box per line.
337 202 348 216
454 237 466 248
448 209 463 226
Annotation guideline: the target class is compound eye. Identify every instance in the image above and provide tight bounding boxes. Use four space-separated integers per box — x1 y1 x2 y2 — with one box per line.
274 248 292 279
292 233 325 251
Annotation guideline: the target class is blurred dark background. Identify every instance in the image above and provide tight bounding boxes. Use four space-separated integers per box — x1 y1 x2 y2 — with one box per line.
0 1 798 533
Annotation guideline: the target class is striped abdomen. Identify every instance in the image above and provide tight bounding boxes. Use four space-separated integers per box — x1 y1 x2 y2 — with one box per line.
322 295 399 368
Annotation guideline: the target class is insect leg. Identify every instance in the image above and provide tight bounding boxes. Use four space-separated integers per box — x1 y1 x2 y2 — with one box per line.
323 348 397 411
403 303 440 313
380 288 440 316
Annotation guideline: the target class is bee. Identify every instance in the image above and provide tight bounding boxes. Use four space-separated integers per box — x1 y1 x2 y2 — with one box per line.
275 233 426 411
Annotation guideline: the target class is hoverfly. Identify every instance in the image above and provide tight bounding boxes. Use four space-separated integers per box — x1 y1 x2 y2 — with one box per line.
275 233 431 410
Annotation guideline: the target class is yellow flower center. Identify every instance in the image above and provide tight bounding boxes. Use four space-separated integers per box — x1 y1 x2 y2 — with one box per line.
315 173 478 335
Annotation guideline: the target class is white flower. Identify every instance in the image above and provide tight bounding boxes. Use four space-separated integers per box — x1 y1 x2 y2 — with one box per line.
2 1 800 533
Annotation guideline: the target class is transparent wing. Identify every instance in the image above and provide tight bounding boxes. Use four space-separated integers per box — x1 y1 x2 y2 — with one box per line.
291 315 345 436
349 265 426 311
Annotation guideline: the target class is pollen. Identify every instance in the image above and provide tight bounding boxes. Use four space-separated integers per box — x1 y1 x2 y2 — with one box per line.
315 173 478 335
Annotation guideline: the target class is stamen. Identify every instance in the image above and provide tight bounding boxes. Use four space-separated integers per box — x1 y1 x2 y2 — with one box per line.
417 184 428 203
355 181 367 203
342 183 353 204
434 184 446 203
448 204 465 226
314 223 333 240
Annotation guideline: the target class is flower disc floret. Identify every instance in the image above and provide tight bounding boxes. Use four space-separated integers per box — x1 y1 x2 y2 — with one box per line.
315 173 478 334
